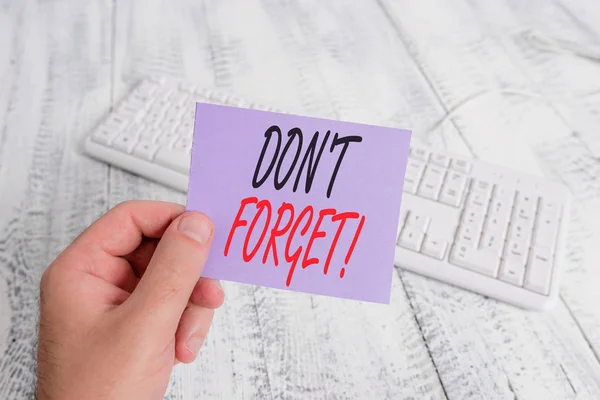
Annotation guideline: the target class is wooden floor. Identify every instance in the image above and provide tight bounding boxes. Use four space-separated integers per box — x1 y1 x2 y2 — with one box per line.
1 0 600 399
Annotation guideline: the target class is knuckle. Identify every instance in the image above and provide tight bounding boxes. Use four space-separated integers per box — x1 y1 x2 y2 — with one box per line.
115 199 136 209
112 200 137 215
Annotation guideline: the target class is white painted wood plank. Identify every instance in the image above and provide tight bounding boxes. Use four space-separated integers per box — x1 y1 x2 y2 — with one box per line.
379 0 600 398
554 0 600 52
379 0 573 173
2 0 599 399
462 0 600 372
463 0 600 157
0 1 25 365
0 1 114 399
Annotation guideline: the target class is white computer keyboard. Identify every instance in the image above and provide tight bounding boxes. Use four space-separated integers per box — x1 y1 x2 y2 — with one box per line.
83 77 571 311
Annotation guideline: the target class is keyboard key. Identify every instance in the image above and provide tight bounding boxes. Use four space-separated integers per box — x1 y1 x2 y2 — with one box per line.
154 147 191 173
439 186 462 207
470 179 494 198
132 85 158 102
428 218 458 239
111 135 136 153
456 224 480 247
483 213 510 236
424 165 446 180
410 147 430 161
439 171 468 207
430 153 450 167
405 212 430 232
504 239 528 264
485 190 512 233
155 131 178 146
106 114 131 132
406 159 425 178
91 127 116 145
466 191 490 209
159 118 180 135
404 177 419 194
118 101 146 118
450 158 472 173
539 198 561 219
533 213 559 249
515 192 538 222
498 258 525 286
404 160 424 194
126 124 145 140
492 186 516 205
146 109 166 126
138 125 156 140
450 245 500 277
172 137 190 153
462 204 486 230
446 171 468 190
507 219 533 243
421 235 448 260
176 120 194 137
479 231 503 255
488 194 513 218
398 225 425 251
525 248 553 294
132 141 159 160
417 166 446 200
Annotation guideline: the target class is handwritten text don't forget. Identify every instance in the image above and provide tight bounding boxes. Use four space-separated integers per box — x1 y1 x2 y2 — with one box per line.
223 126 365 287
187 103 411 303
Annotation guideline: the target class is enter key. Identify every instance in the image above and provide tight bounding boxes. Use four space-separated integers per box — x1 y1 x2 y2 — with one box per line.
524 247 554 295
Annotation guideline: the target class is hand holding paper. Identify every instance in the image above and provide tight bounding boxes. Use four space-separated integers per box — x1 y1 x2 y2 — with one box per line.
186 103 411 303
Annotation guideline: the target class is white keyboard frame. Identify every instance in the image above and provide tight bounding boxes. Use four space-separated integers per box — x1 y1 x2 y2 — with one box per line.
394 216 569 310
84 138 190 191
394 149 571 311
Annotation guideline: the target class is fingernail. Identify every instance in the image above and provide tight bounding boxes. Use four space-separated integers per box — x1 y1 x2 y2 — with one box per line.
178 213 213 245
186 336 203 356
214 280 224 293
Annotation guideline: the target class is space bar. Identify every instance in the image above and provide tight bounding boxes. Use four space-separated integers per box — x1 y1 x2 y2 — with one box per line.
154 148 191 174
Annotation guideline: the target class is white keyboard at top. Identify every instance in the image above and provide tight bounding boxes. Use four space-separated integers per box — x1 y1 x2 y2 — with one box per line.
396 148 570 310
83 77 571 311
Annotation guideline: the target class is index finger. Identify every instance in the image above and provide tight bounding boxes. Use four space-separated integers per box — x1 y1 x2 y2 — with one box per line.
74 200 185 257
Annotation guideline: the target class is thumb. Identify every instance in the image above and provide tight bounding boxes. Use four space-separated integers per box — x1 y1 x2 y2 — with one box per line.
127 212 214 333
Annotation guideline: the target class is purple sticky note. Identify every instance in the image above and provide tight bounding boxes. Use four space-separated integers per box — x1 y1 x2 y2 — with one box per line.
186 102 411 303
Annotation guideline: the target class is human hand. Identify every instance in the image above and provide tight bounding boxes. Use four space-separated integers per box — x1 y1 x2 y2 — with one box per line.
36 201 224 400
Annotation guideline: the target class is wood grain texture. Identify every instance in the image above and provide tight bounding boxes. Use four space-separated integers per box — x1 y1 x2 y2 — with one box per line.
0 0 114 398
1 0 600 399
379 0 600 398
463 0 600 376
